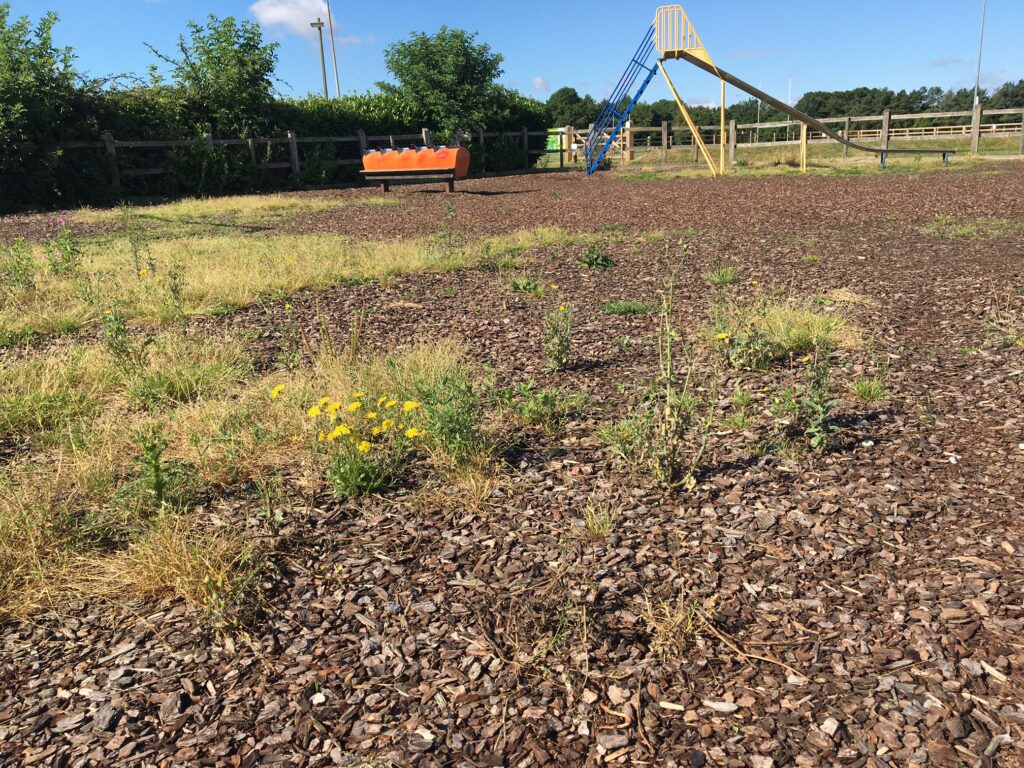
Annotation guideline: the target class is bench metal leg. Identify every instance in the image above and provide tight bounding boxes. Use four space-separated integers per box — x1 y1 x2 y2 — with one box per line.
446 179 455 193
381 181 390 193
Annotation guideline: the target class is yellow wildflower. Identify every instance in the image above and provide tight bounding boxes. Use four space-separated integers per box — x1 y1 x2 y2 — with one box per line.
799 355 812 363
347 401 361 413
307 405 322 418
325 401 342 414
357 440 371 453
319 396 331 407
103 308 113 316
381 419 395 430
559 305 566 312
751 279 759 286
377 396 388 407
138 268 147 277
401 401 421 413
715 332 730 341
270 384 285 401
372 426 383 436
550 283 559 290
317 431 326 442
405 427 423 439
385 400 397 409
285 303 292 311
290 435 299 442
352 391 365 399
366 411 378 420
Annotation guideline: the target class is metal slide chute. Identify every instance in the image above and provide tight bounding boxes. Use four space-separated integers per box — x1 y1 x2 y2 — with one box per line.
587 4 955 175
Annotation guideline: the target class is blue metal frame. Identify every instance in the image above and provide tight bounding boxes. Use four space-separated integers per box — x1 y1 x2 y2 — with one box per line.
585 26 658 175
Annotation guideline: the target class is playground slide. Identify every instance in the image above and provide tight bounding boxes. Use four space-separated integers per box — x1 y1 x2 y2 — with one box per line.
667 50 953 160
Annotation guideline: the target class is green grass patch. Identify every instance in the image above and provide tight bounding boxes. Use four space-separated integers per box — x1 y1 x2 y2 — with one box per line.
600 299 657 316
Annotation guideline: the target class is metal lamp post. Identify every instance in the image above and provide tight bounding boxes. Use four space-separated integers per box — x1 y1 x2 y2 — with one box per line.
325 0 341 98
310 18 328 98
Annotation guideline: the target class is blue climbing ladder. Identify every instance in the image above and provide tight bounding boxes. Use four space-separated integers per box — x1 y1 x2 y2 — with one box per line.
584 26 659 176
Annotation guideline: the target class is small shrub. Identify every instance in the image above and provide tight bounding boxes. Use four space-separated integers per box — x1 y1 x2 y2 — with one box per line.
579 244 614 269
803 254 822 265
598 416 649 461
704 265 738 287
641 593 704 656
770 357 836 453
415 370 487 468
601 299 656 316
543 304 573 371
849 375 885 402
499 380 588 435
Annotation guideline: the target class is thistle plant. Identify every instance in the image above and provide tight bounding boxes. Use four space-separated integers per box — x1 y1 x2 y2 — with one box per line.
45 218 83 276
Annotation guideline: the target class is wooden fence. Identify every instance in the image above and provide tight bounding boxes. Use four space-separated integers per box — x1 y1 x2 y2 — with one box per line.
577 105 1024 165
62 105 1024 190
63 127 568 193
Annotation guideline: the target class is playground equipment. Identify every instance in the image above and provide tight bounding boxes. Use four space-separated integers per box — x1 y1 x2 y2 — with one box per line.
585 5 955 176
361 146 470 192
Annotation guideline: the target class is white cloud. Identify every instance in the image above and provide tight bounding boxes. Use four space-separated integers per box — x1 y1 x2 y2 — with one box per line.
531 76 550 93
251 0 328 38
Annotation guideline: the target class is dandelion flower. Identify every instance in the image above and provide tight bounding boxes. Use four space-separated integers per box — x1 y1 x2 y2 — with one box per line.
290 435 299 442
799 355 812 363
307 405 322 418
325 401 342 414
550 283 559 290
285 303 292 310
319 396 331 407
751 280 759 286
715 332 730 341
337 424 351 435
366 411 378 420
381 419 395 430
372 426 383 436
317 431 326 442
138 268 147 277
558 305 566 312
347 401 361 413
352 392 365 399
405 427 423 439
385 400 398 409
357 440 371 453
401 401 421 413
103 308 113 316
377 396 388 407
270 384 285 401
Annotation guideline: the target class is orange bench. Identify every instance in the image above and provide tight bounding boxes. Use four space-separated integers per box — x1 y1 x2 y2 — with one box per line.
361 146 470 193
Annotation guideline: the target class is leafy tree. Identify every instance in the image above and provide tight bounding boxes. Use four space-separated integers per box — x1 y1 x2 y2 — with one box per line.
0 4 80 208
546 87 599 127
380 27 504 136
148 15 278 137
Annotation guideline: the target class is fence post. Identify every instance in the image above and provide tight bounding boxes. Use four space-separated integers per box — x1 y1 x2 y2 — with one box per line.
422 128 433 147
247 138 257 167
565 126 574 167
1019 111 1024 155
287 131 300 177
357 128 367 155
843 117 851 157
521 126 529 170
970 104 982 156
101 132 121 194
204 133 214 153
660 121 669 164
728 119 736 167
625 120 634 161
478 128 486 174
880 109 891 152
558 129 564 170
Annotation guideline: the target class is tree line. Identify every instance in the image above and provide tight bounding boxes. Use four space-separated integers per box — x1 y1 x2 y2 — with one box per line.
546 81 1024 129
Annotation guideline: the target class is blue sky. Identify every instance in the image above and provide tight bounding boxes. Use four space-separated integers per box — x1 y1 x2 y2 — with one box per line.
14 0 1022 106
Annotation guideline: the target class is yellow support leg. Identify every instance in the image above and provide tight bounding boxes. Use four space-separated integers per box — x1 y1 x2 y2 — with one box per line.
720 79 726 175
800 123 808 173
658 60 718 177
